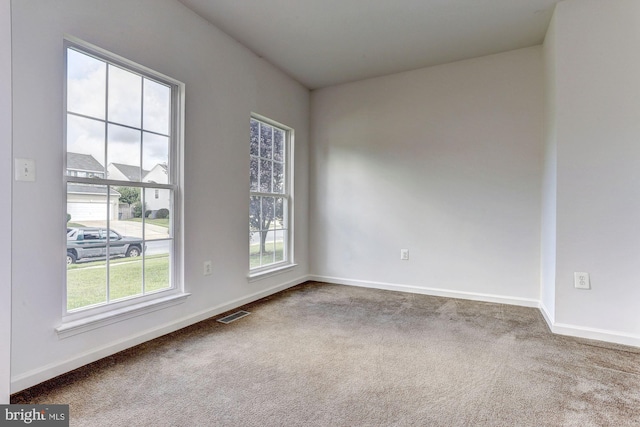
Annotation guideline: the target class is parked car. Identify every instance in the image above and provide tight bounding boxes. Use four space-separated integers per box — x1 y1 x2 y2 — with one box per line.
67 227 144 264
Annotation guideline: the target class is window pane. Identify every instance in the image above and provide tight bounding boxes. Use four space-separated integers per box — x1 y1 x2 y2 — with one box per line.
110 185 144 301
250 158 259 192
145 240 171 293
273 128 284 162
261 197 275 229
143 79 171 135
67 115 106 175
143 189 171 240
260 159 272 193
112 186 140 223
260 123 273 159
67 48 106 120
66 183 113 224
250 119 259 156
260 230 276 266
66 183 110 310
142 132 169 175
108 64 142 128
275 197 285 228
107 124 142 181
250 196 260 232
273 162 284 194
109 251 143 302
275 230 286 263
249 231 261 269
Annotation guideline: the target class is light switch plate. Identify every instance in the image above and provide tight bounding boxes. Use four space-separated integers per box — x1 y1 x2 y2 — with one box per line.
15 158 36 182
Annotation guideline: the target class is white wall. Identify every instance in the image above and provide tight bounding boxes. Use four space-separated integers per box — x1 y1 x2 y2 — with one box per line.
1 0 12 404
10 0 309 392
310 47 543 305
548 0 640 344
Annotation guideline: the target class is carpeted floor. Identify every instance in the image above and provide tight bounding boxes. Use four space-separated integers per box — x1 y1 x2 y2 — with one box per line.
12 281 640 426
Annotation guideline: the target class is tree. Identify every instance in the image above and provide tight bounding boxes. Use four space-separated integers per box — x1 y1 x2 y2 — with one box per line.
115 187 140 219
116 186 140 207
250 197 284 255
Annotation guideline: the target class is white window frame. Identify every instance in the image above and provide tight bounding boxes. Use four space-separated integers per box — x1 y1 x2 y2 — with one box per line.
249 114 295 279
58 37 187 335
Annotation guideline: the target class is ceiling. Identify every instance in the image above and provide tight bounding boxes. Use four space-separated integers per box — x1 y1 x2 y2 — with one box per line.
178 0 561 90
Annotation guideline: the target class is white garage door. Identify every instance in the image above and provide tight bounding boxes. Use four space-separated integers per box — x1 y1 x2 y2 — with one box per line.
67 202 107 222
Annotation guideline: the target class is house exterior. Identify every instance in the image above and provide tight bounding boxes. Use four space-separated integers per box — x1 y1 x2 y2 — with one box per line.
143 163 170 214
66 153 120 222
106 161 169 218
107 163 150 182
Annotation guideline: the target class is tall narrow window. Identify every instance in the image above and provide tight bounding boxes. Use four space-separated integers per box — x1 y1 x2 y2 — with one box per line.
250 116 293 272
65 40 182 313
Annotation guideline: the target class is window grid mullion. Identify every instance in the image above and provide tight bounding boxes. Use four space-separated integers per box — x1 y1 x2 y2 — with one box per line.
66 111 170 139
106 186 111 303
104 66 111 303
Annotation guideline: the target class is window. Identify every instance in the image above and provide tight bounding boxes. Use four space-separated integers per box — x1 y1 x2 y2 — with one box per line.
64 39 182 314
249 116 293 273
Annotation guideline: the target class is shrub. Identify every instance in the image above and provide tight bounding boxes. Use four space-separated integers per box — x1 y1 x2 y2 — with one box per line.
156 208 170 219
145 210 152 218
67 213 71 223
133 201 147 218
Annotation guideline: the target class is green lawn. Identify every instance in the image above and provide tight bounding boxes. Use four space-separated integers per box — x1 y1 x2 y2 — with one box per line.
250 241 284 269
67 254 170 311
126 217 170 228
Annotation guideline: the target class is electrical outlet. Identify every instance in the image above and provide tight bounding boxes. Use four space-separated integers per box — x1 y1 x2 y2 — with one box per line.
400 249 409 260
203 261 212 276
574 272 590 290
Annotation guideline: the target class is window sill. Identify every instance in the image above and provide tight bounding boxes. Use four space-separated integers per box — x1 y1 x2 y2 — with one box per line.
56 292 191 339
248 263 297 282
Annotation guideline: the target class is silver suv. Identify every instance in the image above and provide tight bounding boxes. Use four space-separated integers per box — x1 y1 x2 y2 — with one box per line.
67 227 144 264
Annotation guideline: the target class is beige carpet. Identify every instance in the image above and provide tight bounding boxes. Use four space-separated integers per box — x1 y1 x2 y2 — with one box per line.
12 282 640 426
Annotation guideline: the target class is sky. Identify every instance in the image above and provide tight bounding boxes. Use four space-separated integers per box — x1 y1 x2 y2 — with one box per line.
66 48 171 178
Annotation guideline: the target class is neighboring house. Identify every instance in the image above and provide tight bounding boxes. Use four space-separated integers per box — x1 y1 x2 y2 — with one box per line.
107 162 170 218
66 153 120 222
107 163 150 182
143 163 170 213
67 152 105 179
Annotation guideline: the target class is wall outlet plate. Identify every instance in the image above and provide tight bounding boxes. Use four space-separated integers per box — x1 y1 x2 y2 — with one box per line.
400 249 409 260
574 272 590 290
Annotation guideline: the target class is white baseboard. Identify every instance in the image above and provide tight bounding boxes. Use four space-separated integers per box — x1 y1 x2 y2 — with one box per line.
538 300 640 347
308 275 540 308
547 322 640 348
11 276 307 393
538 301 554 330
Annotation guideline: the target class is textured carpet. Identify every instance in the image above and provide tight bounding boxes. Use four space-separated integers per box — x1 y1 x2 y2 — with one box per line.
12 282 640 426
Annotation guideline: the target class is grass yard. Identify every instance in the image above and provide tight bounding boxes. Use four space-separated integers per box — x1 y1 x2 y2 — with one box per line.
126 217 170 228
67 254 170 311
250 241 285 269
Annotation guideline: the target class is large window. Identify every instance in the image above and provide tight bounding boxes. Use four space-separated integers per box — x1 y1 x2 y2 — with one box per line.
64 40 182 313
250 116 292 272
